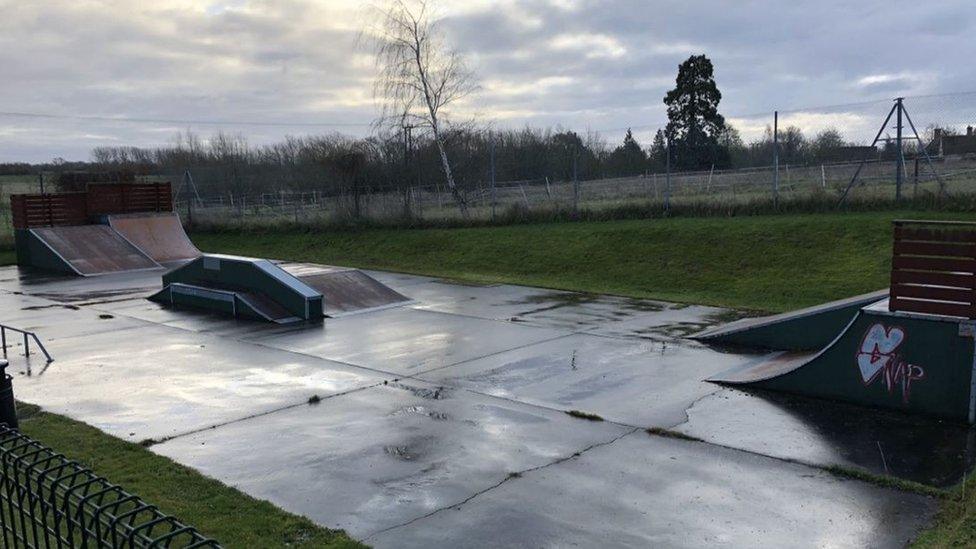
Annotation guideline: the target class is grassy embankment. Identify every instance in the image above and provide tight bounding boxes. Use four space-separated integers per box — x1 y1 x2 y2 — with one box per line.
191 210 976 313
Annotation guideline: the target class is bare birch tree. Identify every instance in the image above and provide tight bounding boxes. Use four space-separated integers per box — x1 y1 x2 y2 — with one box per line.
371 0 476 216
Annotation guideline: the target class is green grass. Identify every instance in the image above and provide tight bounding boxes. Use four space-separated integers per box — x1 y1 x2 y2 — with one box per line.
565 410 604 421
0 249 13 266
192 210 976 313
18 406 363 548
915 478 976 548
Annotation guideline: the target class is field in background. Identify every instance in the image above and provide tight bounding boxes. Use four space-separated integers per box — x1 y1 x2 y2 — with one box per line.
192 211 971 313
0 174 35 248
174 155 976 229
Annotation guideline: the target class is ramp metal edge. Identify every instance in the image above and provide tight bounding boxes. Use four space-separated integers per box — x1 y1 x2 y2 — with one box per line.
707 309 862 384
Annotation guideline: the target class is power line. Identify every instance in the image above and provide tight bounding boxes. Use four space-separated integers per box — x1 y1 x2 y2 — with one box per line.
585 89 976 134
0 111 374 128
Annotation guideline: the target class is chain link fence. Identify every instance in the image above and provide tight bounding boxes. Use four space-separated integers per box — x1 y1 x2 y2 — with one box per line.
2 92 975 227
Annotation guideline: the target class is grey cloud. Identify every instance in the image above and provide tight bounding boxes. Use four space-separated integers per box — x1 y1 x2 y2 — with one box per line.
0 0 973 161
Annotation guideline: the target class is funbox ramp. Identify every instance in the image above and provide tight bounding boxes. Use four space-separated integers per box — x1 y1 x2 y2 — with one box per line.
107 212 201 264
149 255 410 324
19 225 161 276
277 262 411 317
150 255 323 324
709 300 976 421
691 289 889 351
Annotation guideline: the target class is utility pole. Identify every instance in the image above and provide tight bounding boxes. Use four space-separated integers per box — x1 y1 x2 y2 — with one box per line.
38 173 44 194
895 97 904 200
838 96 943 205
773 111 779 207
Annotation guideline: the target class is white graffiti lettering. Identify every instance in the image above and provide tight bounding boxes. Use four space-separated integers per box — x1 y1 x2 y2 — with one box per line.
855 323 925 403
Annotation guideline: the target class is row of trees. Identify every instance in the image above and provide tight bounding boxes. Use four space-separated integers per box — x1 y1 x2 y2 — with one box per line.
68 120 870 200
0 1 936 214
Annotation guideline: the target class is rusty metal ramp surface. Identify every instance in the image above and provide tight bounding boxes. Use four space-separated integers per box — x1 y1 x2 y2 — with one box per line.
107 212 201 264
30 225 161 276
278 262 412 317
708 351 818 384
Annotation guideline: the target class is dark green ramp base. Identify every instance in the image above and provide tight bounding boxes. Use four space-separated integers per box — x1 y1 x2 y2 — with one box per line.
710 301 976 422
692 289 888 351
151 254 323 323
150 283 303 323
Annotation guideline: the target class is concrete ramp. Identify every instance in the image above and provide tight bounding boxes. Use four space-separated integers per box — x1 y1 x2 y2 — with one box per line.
278 262 411 316
108 212 201 264
29 225 160 276
709 300 976 421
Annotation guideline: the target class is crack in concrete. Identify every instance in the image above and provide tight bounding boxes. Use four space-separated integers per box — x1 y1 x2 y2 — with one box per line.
362 426 641 541
144 382 386 446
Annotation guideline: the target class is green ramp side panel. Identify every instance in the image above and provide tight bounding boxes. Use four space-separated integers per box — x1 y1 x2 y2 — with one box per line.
149 283 282 322
162 254 323 321
713 305 975 422
692 289 888 351
14 229 77 274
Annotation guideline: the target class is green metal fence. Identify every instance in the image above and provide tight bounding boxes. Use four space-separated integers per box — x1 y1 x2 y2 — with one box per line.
0 425 219 548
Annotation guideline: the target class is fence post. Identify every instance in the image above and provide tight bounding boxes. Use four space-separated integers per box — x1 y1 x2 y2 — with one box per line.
913 157 920 198
821 164 826 189
0 361 16 429
490 137 497 222
573 146 580 216
773 110 780 207
895 97 905 200
665 138 672 214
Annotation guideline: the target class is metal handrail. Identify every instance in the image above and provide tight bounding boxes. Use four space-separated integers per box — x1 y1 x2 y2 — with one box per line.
0 325 53 364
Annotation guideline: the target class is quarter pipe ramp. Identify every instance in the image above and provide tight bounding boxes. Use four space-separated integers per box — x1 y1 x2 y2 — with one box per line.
709 300 976 421
25 225 161 276
107 212 201 264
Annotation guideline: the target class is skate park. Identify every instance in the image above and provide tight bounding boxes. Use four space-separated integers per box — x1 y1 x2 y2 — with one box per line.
5 184 976 546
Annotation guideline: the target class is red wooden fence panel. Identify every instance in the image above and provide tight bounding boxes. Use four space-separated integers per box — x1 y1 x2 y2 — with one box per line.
86 182 172 215
9 182 172 229
889 220 976 319
10 193 89 229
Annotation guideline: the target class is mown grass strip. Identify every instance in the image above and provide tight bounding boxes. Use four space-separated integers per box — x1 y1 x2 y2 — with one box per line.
192 211 976 313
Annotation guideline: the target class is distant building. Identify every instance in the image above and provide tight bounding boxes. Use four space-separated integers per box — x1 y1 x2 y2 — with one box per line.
819 145 878 162
933 126 976 156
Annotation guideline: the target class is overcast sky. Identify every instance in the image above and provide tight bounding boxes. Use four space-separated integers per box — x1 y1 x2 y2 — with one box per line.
1 0 973 162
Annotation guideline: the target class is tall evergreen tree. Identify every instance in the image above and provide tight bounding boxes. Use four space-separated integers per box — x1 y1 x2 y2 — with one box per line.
608 129 647 176
663 55 729 169
649 129 668 169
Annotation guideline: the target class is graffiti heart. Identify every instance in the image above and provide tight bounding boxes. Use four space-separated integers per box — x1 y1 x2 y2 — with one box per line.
855 323 925 403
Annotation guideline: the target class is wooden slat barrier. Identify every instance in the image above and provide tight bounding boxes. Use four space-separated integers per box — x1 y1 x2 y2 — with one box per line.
86 182 173 215
10 193 88 229
890 220 976 319
9 182 172 229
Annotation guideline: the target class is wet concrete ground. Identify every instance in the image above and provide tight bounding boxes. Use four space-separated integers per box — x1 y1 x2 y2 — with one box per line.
0 264 959 546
